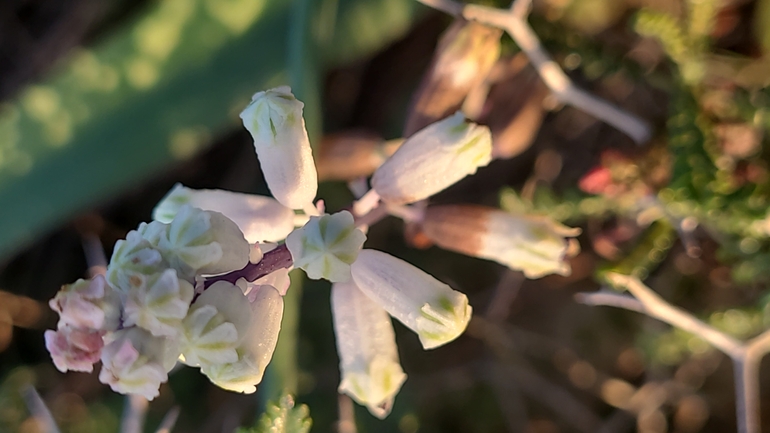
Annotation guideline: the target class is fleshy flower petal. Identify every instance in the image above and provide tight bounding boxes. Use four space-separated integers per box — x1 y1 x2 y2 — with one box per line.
45 327 104 373
49 275 121 331
123 269 195 337
239 86 318 210
372 112 492 205
332 281 406 418
350 249 472 349
153 184 296 243
286 211 366 282
99 328 179 400
157 205 250 278
422 205 581 278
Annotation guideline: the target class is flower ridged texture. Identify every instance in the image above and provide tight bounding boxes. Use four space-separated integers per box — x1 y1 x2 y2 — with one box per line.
153 184 296 243
332 281 406 418
195 282 284 394
123 269 195 337
422 205 581 278
156 205 250 279
106 231 166 292
49 275 121 332
240 86 318 210
372 111 492 205
99 328 178 400
44 327 105 373
350 249 472 349
286 211 366 282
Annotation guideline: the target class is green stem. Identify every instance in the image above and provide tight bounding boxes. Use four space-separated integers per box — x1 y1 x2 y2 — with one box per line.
260 270 303 406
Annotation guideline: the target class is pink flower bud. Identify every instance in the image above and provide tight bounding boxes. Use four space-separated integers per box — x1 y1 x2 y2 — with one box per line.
49 275 121 332
99 328 178 400
44 327 104 373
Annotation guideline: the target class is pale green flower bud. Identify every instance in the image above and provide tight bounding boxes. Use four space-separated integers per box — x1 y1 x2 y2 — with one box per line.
372 112 492 205
137 220 168 246
285 211 366 282
332 281 406 419
179 281 249 368
157 205 250 278
123 269 195 337
201 283 283 394
239 86 318 210
99 328 179 400
106 231 166 292
153 184 296 243
350 249 472 350
422 205 581 278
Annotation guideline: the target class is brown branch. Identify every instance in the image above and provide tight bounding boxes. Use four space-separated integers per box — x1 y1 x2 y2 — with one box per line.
577 273 770 433
416 0 652 144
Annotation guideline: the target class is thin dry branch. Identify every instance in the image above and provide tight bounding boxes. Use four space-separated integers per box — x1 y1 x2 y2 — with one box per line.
577 273 770 433
416 0 652 144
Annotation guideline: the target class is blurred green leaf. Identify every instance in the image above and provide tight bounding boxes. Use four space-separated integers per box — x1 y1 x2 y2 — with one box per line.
0 0 416 259
755 0 770 55
597 221 675 282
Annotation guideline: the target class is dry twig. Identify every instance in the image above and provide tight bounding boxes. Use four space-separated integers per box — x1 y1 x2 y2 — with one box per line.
416 0 652 144
576 273 770 433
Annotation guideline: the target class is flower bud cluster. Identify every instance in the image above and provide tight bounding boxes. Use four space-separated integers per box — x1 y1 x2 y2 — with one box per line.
46 86 584 420
46 204 285 400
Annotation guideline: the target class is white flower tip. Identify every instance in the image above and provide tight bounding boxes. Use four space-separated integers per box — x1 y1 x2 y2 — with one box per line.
372 112 492 205
339 356 407 419
160 205 250 276
239 86 303 145
423 205 582 280
123 269 194 337
239 87 318 210
98 328 172 400
416 293 472 350
286 211 366 282
153 183 190 223
202 360 265 394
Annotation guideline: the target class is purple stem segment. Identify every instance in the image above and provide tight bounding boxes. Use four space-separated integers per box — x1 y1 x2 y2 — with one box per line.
203 244 294 288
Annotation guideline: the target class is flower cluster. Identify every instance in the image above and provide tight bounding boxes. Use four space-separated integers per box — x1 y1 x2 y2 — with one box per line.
46 204 288 399
46 86 581 417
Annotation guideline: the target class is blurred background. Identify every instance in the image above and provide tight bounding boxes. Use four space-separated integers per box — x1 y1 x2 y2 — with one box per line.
1 0 770 431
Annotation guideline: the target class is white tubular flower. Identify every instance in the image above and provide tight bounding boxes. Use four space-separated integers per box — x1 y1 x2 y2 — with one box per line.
157 205 250 278
44 326 104 373
201 283 284 394
99 328 179 400
179 281 249 368
123 269 195 337
49 274 121 331
422 205 581 278
153 184 296 243
239 86 318 210
350 249 472 350
332 281 406 419
107 231 166 292
286 211 366 282
371 112 492 205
